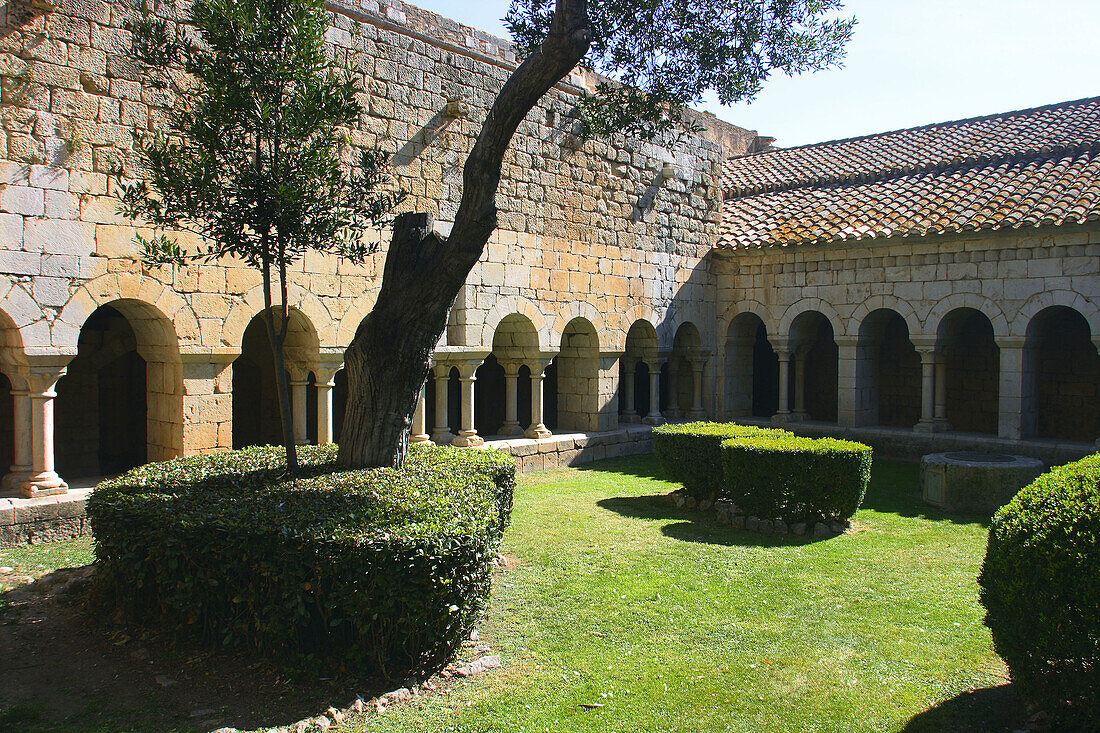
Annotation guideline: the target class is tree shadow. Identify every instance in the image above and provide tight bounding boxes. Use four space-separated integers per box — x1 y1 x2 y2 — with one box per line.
596 494 829 548
574 454 668 482
899 683 1027 732
0 570 395 732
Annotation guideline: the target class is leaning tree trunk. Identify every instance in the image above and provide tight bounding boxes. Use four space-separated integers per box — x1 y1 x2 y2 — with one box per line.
337 0 592 468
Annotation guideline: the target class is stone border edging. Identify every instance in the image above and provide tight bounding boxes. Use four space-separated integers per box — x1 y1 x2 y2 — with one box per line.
665 489 851 538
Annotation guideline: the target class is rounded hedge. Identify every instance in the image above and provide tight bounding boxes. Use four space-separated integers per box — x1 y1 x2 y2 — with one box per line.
719 436 872 522
652 422 792 500
978 453 1100 727
87 443 515 680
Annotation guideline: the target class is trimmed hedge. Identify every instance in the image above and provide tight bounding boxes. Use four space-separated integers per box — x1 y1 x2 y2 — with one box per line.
652 422 792 500
87 443 515 680
978 454 1100 727
720 436 872 522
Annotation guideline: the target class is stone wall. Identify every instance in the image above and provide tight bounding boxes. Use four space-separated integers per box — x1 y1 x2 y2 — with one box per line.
0 0 752 469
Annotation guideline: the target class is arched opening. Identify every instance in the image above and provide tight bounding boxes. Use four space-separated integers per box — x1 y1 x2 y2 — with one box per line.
0 311 22 490
484 314 541 436
0 373 12 486
856 309 920 427
1024 306 1100 441
56 301 182 479
557 318 600 431
788 311 837 422
333 368 347 443
232 309 319 449
667 322 702 419
621 320 658 421
937 308 999 434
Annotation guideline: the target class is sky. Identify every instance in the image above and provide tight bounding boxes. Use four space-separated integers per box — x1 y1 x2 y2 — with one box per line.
408 0 1100 147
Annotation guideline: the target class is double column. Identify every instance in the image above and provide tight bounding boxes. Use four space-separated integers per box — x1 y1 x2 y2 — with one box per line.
912 337 950 433
771 338 794 424
2 357 72 498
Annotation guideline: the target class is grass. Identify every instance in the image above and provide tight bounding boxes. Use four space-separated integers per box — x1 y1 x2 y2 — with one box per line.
0 457 1016 732
355 457 1012 733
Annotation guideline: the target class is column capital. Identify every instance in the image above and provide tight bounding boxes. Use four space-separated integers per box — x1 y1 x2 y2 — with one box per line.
25 357 71 395
995 335 1028 349
500 359 523 376
910 335 938 352
526 356 555 376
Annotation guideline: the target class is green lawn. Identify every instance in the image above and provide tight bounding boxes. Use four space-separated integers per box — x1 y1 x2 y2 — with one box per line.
357 457 1014 733
1 456 1018 732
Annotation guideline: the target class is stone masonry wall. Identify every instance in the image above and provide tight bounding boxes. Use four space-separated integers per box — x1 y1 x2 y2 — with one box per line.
0 0 756 457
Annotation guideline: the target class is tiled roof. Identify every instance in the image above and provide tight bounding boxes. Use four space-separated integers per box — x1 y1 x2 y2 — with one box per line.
718 97 1100 249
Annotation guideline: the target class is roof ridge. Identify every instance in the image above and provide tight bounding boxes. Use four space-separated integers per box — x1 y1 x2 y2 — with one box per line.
726 139 1100 199
730 95 1100 157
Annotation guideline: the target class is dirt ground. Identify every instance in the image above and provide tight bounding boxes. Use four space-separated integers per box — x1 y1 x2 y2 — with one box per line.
0 563 504 732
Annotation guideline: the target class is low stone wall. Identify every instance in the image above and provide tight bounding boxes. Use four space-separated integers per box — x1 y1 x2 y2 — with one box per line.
738 419 1095 468
0 488 94 548
483 424 654 473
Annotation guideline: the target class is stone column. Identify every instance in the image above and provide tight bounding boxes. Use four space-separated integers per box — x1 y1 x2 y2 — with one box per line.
914 347 937 432
620 360 637 423
21 361 70 498
525 359 553 439
453 359 484 447
289 373 309 445
688 359 707 419
644 360 665 425
996 336 1027 441
430 363 457 445
499 361 524 436
665 360 682 420
410 385 431 444
792 349 809 420
1 374 32 493
314 372 336 445
772 348 792 423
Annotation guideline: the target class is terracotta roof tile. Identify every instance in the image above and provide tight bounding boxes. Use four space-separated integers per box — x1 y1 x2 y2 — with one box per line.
718 97 1100 249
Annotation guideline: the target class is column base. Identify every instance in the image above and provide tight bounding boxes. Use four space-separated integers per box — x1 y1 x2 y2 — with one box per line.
1 468 33 495
20 471 68 498
452 431 484 447
771 412 795 425
524 424 552 439
410 434 432 444
431 429 457 444
620 412 640 424
643 413 666 426
499 423 524 437
914 420 951 434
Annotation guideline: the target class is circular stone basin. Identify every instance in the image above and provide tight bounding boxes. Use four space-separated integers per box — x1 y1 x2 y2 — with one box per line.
920 452 1045 514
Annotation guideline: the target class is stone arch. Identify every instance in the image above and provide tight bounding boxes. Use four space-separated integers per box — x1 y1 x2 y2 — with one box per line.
557 316 601 432
56 298 184 478
56 273 199 354
0 279 48 355
936 307 1000 434
665 321 705 418
778 298 845 341
617 304 661 354
1010 290 1100 338
719 300 777 341
847 295 922 341
621 318 659 421
551 302 607 351
723 311 778 419
335 296 376 347
659 309 713 352
222 283 336 350
1022 305 1100 441
853 308 921 428
479 296 550 351
924 293 1009 339
786 310 839 422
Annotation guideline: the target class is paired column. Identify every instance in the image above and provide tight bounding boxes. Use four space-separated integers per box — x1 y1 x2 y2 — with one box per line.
430 363 457 445
620 360 637 423
914 347 937 432
687 358 707 419
313 370 337 445
410 384 431 444
289 372 309 446
772 344 792 424
792 349 809 420
20 361 70 498
644 360 664 425
499 361 524 436
452 359 484 447
933 355 951 431
525 359 553 439
1 374 32 494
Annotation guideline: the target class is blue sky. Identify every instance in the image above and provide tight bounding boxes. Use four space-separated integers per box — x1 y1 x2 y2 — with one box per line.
409 0 1100 147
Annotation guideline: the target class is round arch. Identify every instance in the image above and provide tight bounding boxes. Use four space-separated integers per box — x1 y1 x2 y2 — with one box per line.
848 295 922 341
479 296 550 352
1011 290 1100 338
924 293 1009 339
778 298 845 341
223 283 335 351
550 301 606 352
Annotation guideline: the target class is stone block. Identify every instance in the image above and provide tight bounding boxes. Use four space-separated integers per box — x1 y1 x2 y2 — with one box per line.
25 218 95 257
0 185 44 216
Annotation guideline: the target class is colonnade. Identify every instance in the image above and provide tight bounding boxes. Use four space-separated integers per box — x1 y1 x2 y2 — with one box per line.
619 351 709 425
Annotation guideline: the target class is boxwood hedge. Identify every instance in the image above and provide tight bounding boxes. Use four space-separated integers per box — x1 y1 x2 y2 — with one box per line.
978 453 1100 727
87 443 515 680
652 422 792 500
719 435 872 522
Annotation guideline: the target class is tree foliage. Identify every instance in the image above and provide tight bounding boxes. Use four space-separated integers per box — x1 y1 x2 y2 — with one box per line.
116 0 403 469
506 0 854 138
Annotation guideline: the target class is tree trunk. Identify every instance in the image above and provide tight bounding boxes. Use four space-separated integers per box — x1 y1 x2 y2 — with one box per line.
337 0 592 468
264 308 299 471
